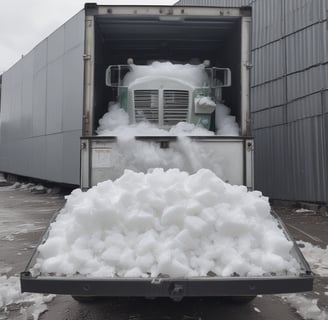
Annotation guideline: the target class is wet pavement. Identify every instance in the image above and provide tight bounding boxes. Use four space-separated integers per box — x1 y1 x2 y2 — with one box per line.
0 184 327 320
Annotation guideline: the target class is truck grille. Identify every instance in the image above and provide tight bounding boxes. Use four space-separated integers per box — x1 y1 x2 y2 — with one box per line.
163 90 189 125
134 90 159 123
133 90 189 125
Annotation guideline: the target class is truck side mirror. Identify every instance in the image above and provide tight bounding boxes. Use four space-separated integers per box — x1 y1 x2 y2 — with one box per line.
105 65 130 87
207 68 231 88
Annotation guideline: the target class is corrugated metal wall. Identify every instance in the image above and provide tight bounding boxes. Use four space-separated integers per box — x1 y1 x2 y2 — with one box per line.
176 0 328 204
0 10 85 185
252 0 327 203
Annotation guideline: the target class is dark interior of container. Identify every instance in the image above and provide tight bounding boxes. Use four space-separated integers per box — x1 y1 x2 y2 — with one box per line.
93 14 242 134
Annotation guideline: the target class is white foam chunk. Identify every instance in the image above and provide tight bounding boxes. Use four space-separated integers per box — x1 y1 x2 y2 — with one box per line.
34 169 301 278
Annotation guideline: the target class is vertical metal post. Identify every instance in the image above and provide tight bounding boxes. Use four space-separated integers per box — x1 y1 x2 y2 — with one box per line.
83 15 95 136
240 16 252 136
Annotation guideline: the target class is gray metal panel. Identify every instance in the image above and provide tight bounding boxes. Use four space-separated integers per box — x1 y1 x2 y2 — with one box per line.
47 25 65 63
21 52 34 138
33 41 47 74
323 64 328 88
287 93 322 122
286 117 326 202
252 107 284 130
174 0 251 6
253 125 288 199
45 133 63 182
62 44 84 132
32 68 47 137
254 119 327 203
46 58 64 134
64 10 85 52
286 65 323 101
9 63 23 141
251 41 284 86
0 9 84 186
251 78 285 111
252 0 283 48
30 136 46 179
325 20 328 62
284 0 325 34
63 130 83 185
286 23 323 74
324 90 328 114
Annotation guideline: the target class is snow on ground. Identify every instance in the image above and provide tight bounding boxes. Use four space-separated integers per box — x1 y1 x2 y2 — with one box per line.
0 181 59 195
0 276 54 320
34 169 300 278
278 242 328 320
280 294 328 320
296 208 315 213
297 241 328 277
0 173 6 183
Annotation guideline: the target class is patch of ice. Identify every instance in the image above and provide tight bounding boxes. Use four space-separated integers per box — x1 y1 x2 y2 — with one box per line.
296 208 315 213
298 241 328 277
34 169 301 278
281 294 328 320
0 276 54 320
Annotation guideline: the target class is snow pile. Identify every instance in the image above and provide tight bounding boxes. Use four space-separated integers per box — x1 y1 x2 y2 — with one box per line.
34 169 300 278
297 241 328 277
0 276 54 320
280 294 328 320
0 173 6 182
123 61 210 87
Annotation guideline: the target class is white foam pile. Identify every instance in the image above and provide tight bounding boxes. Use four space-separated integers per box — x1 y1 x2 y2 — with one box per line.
97 103 213 137
0 276 54 320
122 61 209 87
98 61 239 136
33 169 300 278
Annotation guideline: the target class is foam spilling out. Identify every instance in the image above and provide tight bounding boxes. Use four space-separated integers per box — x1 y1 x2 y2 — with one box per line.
97 104 226 180
97 103 215 137
34 169 300 278
0 276 54 320
98 61 239 136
